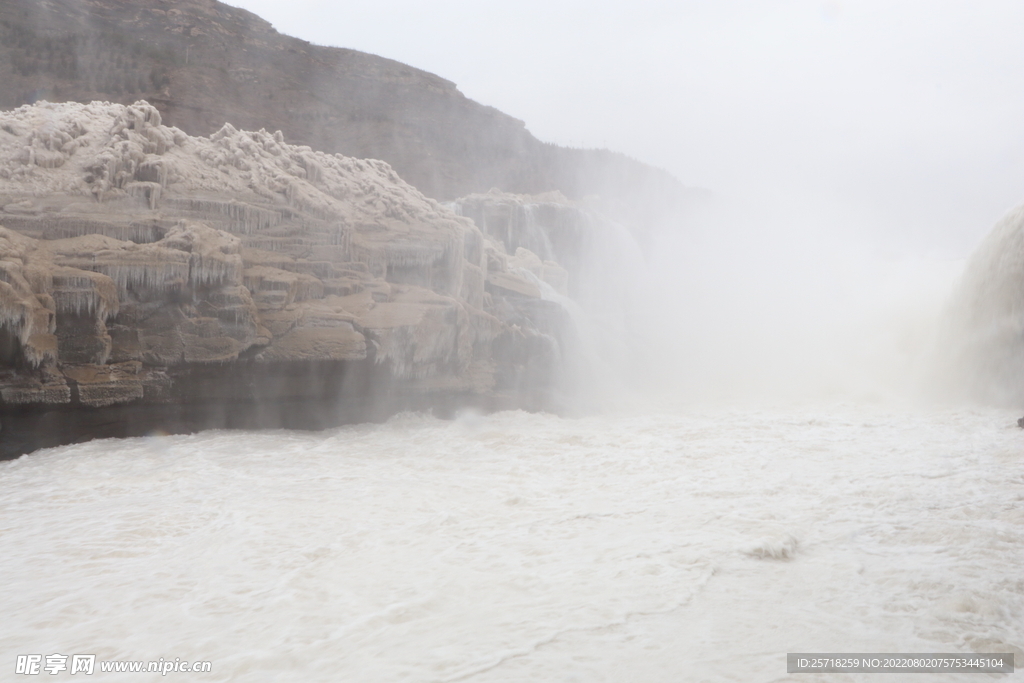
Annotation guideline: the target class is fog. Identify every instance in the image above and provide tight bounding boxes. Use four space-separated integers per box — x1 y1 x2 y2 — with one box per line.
637 195 962 405
4 5 1024 677
224 0 1024 406
230 0 1024 256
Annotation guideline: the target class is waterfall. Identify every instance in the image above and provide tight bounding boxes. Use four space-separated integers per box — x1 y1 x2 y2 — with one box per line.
940 203 1024 404
451 191 652 405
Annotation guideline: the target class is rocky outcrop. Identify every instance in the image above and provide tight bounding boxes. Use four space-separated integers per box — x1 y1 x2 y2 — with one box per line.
0 100 577 457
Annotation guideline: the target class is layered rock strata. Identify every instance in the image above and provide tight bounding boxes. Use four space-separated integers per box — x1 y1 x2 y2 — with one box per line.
0 100 576 457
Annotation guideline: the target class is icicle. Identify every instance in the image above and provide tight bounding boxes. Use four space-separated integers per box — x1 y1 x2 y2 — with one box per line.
0 280 30 341
126 181 161 210
49 269 120 320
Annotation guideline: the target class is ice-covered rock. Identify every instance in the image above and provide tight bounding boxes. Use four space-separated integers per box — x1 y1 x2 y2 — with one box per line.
0 101 575 452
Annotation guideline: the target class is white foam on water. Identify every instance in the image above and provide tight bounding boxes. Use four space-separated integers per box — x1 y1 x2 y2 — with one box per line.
1 405 1021 681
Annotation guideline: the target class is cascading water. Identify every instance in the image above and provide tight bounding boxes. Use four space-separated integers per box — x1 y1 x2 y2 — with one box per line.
939 203 1024 404
451 191 652 406
516 204 558 264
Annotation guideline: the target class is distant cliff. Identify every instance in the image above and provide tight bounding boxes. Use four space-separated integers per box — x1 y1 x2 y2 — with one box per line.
0 0 701 240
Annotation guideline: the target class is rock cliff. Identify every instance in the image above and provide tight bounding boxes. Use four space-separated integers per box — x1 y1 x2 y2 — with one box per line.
0 0 703 243
0 100 579 457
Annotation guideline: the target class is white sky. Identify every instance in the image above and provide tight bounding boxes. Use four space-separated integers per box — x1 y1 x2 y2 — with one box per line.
227 0 1024 258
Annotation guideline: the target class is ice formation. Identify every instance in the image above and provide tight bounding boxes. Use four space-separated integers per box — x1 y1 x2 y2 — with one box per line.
0 100 575 418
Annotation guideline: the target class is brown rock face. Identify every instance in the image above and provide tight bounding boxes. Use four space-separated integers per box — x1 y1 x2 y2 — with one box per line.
0 0 702 240
0 101 574 457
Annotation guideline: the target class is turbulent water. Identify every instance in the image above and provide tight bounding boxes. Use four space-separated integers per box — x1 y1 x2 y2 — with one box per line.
1 405 1021 682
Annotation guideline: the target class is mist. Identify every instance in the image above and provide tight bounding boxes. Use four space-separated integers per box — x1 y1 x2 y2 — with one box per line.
635 193 962 405
230 0 1024 248
3 2 1024 678
224 0 1024 408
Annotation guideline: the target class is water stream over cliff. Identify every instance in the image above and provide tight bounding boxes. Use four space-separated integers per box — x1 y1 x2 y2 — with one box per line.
448 191 652 407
